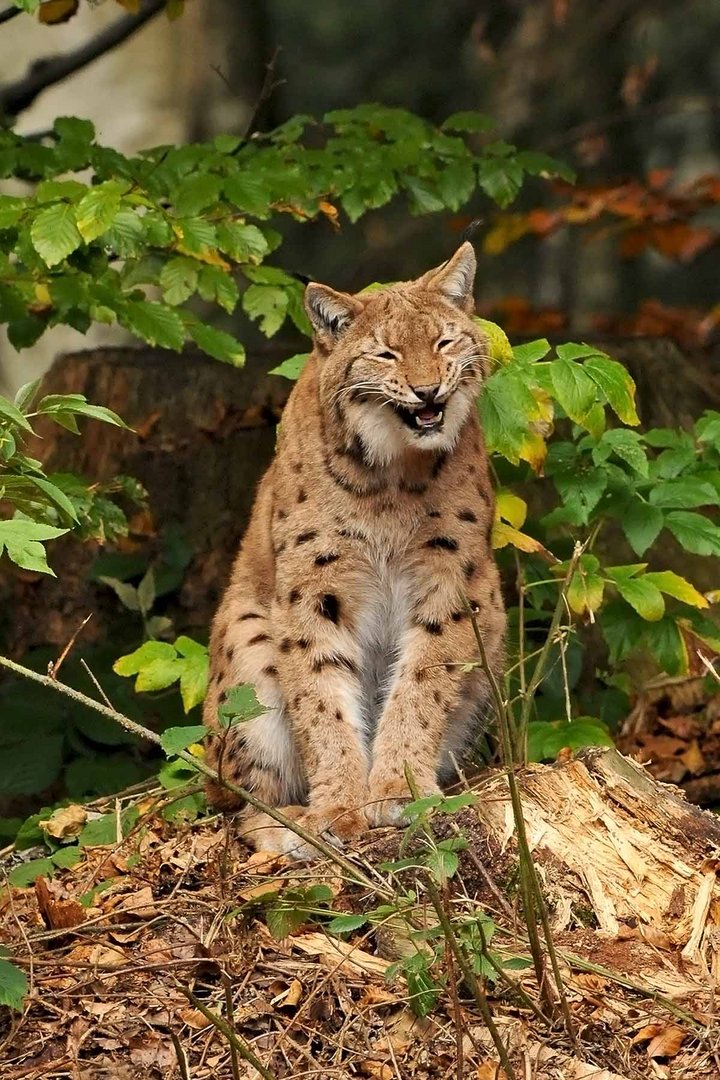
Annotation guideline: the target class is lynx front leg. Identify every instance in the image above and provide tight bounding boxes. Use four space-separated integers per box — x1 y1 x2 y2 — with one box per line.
367 611 503 827
269 555 373 858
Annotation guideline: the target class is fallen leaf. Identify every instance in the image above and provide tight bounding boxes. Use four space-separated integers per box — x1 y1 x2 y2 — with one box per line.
477 1063 507 1080
179 1007 212 1030
39 804 87 840
646 1025 686 1059
116 886 159 919
359 1062 393 1080
87 944 127 969
35 877 85 930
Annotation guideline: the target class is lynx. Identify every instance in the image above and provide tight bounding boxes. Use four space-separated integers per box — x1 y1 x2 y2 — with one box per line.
203 242 506 858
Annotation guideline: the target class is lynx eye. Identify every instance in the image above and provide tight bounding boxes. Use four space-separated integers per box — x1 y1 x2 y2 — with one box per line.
437 337 454 350
376 350 397 360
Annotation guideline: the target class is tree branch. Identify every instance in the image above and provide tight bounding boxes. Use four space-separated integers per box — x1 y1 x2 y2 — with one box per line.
0 0 165 119
0 5 23 26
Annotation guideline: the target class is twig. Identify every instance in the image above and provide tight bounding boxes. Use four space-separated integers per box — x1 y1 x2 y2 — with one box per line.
238 46 284 146
169 1030 191 1080
80 657 114 710
221 971 241 1080
0 653 383 892
177 985 276 1080
465 596 579 1049
0 0 165 118
0 5 22 26
48 613 92 680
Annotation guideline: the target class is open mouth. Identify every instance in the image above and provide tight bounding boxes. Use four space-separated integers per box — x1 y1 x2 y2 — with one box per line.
393 402 445 435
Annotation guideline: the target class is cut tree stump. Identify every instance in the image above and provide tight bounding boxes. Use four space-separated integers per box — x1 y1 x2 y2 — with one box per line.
464 747 720 1000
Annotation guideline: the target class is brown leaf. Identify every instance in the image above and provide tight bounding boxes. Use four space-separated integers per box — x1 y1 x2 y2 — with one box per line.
681 739 706 775
115 0 140 10
646 1025 686 1059
116 885 159 919
38 0 79 23
179 1007 212 1030
477 1063 507 1080
38 804 87 840
359 1062 393 1080
35 877 85 931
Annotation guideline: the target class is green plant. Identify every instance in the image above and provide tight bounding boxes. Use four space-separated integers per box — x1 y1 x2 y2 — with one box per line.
0 106 571 573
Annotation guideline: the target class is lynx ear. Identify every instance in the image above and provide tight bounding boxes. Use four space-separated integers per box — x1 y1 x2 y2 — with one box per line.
420 241 477 311
304 283 364 342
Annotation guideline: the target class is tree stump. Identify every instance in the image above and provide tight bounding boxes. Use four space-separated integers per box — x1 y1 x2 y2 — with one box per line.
465 747 720 999
0 344 292 655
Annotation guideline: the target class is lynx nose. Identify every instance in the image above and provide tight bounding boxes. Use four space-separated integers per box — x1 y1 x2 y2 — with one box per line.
411 384 441 404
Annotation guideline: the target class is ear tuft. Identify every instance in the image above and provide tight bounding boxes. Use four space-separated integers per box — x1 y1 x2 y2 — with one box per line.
304 284 363 340
424 241 477 311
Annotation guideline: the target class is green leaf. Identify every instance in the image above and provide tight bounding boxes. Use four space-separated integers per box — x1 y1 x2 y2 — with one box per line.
160 256 199 305
441 111 494 133
549 357 597 423
218 684 264 727
665 511 720 556
614 576 665 622
78 807 138 848
426 846 459 883
30 202 82 267
174 174 222 216
217 222 268 263
643 571 708 608
648 479 720 510
642 617 688 676
269 353 310 381
583 356 639 425
0 520 68 575
0 394 33 433
243 283 289 336
187 320 245 366
326 913 369 934
0 958 28 1012
593 429 648 477
114 640 176 676
37 393 129 430
197 265 239 313
527 719 614 763
512 339 550 363
160 725 207 755
13 378 41 412
51 846 83 870
8 857 56 888
622 500 664 557
98 575 140 612
224 174 270 216
75 180 127 242
121 300 185 351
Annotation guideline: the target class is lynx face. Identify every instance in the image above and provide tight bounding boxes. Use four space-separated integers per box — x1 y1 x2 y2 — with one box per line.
306 246 490 464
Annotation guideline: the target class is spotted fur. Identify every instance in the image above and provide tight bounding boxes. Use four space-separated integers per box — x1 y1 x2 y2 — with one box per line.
203 243 506 859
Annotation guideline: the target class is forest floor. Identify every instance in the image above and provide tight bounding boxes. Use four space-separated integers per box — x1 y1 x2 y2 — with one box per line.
2 746 720 1080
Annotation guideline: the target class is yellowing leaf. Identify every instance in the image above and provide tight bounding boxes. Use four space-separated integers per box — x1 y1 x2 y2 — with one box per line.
495 491 527 529
518 430 547 473
492 521 556 562
567 570 605 616
34 283 51 307
644 571 708 609
474 318 513 365
38 0 79 23
319 200 340 228
175 243 230 269
38 804 87 840
115 0 140 10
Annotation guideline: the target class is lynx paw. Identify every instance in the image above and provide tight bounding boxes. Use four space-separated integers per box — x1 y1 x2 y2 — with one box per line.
250 804 368 862
365 774 442 828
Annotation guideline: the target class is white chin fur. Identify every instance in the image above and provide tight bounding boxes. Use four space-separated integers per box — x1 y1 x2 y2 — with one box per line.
352 390 472 465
